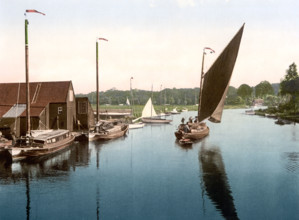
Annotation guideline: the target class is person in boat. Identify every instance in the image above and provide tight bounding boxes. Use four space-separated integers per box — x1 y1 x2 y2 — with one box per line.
194 116 198 123
178 118 190 133
188 117 193 123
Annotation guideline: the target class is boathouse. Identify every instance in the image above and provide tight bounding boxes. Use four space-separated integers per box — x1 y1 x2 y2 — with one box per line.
0 81 76 137
75 97 95 131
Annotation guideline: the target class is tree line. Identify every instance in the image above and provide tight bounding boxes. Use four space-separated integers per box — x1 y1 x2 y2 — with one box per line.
77 63 299 111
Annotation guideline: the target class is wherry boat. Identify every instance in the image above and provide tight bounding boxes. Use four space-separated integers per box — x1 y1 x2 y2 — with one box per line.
87 37 128 141
175 24 244 141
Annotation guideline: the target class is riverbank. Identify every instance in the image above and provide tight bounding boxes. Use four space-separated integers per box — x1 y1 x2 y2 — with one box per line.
92 104 247 118
255 108 299 123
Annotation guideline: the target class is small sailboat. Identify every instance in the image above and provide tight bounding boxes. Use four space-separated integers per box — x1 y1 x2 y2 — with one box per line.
175 24 244 141
170 107 180 114
87 37 128 141
141 98 172 124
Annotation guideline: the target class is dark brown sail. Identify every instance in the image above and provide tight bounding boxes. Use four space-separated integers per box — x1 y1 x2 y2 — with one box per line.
198 24 245 123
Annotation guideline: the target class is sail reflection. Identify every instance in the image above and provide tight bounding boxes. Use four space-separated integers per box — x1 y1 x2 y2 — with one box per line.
199 143 239 220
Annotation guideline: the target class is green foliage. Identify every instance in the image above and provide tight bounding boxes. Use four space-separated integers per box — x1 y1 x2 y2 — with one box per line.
225 95 244 105
255 81 274 98
237 84 253 98
279 62 299 113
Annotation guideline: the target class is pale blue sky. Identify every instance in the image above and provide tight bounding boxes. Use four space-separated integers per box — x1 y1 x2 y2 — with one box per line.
1 0 298 93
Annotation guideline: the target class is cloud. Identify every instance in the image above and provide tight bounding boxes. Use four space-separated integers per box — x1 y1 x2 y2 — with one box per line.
176 0 196 7
149 0 158 8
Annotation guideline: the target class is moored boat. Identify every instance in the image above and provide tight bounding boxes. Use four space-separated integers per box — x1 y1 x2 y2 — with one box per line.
7 129 75 162
87 37 128 141
88 121 128 141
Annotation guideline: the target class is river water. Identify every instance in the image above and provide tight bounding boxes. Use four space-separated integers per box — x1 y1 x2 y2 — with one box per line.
0 109 298 220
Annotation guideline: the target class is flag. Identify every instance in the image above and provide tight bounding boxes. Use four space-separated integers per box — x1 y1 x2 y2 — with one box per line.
204 47 215 53
25 9 46 16
98 38 108 41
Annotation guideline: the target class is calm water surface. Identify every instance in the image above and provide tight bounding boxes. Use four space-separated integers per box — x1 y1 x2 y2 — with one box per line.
0 109 298 220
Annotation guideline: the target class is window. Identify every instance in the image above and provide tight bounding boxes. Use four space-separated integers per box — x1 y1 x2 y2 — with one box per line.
69 89 74 102
78 101 87 114
58 107 63 114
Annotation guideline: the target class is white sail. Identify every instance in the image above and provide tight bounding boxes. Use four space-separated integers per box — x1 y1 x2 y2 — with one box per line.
141 98 157 118
126 98 130 106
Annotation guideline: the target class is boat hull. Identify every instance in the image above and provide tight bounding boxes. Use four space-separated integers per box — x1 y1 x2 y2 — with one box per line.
88 124 129 141
129 123 145 129
175 126 210 140
9 135 75 162
142 117 172 124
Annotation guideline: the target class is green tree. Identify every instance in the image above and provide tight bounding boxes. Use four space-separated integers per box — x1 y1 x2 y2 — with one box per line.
280 63 299 112
255 81 274 98
237 84 253 99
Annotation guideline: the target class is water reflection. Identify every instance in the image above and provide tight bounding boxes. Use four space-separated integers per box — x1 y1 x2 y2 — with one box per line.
0 142 90 220
0 142 90 181
282 152 299 173
199 143 239 220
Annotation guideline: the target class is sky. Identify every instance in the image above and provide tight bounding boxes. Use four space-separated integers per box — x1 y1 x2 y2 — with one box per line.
0 0 298 94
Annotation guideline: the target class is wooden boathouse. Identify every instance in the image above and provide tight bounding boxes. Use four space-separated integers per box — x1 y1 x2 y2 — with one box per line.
0 81 82 137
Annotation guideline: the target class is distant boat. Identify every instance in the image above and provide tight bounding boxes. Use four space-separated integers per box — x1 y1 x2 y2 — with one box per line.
175 24 244 141
141 98 172 124
182 108 188 112
170 108 180 114
245 109 255 115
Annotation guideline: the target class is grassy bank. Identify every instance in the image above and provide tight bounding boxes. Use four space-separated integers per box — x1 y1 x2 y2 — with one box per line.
93 104 247 118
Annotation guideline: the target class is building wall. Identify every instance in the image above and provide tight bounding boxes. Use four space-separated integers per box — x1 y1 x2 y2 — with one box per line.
66 83 76 131
76 97 95 130
49 103 67 130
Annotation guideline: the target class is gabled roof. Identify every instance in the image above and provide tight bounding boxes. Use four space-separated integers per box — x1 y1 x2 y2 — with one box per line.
0 81 72 117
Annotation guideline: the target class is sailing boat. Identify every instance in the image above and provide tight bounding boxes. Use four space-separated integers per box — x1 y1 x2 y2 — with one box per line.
175 24 244 141
141 98 172 124
88 38 128 141
7 10 75 162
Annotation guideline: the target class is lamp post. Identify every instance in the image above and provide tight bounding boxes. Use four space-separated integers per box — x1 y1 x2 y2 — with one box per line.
24 9 45 137
198 47 215 119
96 37 108 123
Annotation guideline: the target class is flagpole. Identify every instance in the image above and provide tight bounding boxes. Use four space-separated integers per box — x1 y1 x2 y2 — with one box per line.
24 10 45 139
198 47 215 119
96 38 108 123
96 41 99 123
25 18 30 137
